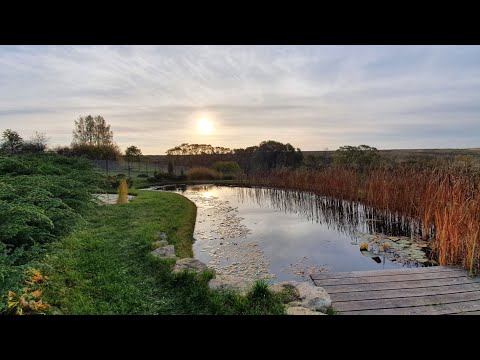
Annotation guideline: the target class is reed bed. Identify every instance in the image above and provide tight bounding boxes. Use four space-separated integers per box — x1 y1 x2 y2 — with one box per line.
246 164 480 273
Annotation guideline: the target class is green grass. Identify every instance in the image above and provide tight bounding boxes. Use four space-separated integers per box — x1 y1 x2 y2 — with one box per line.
42 190 286 315
325 306 338 315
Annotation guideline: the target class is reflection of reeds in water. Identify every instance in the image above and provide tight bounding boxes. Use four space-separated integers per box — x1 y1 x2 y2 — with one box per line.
245 164 480 273
236 187 419 238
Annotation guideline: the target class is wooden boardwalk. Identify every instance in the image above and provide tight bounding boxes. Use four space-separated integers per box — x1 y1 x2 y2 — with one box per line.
310 266 480 315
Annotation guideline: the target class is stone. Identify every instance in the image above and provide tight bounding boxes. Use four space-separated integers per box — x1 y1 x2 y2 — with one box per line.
269 282 301 303
286 306 325 315
273 281 331 312
173 258 208 273
295 282 331 312
158 232 168 241
208 275 254 295
152 240 169 249
151 245 176 259
93 193 135 205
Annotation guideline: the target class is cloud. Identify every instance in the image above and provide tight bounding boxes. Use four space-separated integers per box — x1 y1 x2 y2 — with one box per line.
1 45 480 153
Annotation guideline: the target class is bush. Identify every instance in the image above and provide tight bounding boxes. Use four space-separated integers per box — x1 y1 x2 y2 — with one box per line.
153 171 177 181
0 153 102 313
137 173 149 178
0 155 101 248
186 167 222 180
104 174 133 189
211 161 242 179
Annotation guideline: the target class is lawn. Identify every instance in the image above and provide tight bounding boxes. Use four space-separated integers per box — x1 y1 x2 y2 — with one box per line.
42 190 286 315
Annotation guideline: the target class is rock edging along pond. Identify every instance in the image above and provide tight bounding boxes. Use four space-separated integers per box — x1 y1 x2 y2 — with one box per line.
150 231 331 315
147 184 436 283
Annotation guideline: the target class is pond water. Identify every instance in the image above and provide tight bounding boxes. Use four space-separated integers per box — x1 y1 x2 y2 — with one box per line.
151 184 434 283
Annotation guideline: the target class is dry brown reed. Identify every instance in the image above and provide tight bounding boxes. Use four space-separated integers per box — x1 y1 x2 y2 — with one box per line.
246 163 480 273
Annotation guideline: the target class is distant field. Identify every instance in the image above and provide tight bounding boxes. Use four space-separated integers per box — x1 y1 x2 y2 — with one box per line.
141 149 480 160
303 148 480 162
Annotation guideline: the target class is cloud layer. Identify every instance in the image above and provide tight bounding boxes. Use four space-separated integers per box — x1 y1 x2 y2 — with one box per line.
1 45 480 153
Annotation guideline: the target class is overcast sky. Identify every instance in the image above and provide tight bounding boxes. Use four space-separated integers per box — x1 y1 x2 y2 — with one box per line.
1 45 479 154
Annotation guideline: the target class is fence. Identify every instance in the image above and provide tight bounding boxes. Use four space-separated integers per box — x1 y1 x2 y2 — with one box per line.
92 159 187 176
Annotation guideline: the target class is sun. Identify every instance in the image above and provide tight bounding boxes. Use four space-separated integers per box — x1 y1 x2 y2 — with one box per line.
197 118 214 135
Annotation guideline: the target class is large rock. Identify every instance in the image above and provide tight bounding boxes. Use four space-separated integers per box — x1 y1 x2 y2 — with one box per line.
293 282 331 312
286 306 325 315
173 258 208 274
208 275 254 295
272 281 331 313
269 282 301 302
151 245 176 259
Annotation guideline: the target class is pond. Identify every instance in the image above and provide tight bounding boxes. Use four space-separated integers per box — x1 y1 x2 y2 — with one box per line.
151 184 435 283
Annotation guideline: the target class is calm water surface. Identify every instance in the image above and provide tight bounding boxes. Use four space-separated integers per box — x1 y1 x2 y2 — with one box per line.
156 184 429 282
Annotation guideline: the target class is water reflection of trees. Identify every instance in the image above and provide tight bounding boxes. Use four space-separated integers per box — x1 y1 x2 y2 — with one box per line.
236 187 422 238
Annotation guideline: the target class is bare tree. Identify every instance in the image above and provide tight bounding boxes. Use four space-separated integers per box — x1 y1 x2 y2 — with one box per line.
73 115 113 146
22 132 50 153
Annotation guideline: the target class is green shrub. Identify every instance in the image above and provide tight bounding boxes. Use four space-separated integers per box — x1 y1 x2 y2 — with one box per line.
137 173 149 178
186 167 222 180
104 175 133 189
153 171 177 181
211 161 242 179
0 154 100 248
0 153 102 313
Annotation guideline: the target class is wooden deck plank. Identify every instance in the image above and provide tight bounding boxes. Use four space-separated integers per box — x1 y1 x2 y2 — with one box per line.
341 300 480 315
314 270 469 286
311 266 461 280
458 311 480 315
333 291 480 312
313 266 480 315
332 283 480 302
315 276 480 293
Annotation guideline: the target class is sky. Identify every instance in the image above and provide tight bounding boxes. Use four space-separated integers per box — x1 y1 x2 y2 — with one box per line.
1 45 480 154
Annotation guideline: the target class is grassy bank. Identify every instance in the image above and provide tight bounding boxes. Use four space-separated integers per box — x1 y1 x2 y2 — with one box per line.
42 190 286 315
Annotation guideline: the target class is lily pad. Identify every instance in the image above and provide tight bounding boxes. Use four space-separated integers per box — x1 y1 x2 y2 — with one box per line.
360 250 378 258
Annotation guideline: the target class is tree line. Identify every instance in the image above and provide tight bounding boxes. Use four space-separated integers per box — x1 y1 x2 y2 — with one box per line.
1 114 383 175
0 130 49 154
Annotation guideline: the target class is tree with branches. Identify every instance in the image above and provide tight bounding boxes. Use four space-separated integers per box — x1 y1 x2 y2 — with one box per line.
125 146 142 176
1 129 23 154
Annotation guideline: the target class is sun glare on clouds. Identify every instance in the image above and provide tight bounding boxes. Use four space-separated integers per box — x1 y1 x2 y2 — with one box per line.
197 118 214 135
